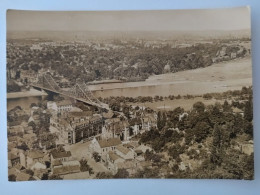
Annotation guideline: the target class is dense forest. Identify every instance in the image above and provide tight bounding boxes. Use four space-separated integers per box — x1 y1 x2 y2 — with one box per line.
7 39 248 86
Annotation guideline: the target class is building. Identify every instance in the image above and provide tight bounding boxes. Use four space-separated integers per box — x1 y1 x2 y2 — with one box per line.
8 125 25 135
8 153 20 167
90 137 122 157
50 148 72 165
20 70 39 84
26 150 45 168
115 145 135 160
47 101 58 112
56 100 73 113
117 160 138 175
102 118 129 140
16 172 32 181
141 113 157 132
106 151 125 174
31 162 47 171
52 160 81 176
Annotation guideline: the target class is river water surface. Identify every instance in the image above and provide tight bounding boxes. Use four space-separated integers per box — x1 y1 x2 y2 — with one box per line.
7 57 252 110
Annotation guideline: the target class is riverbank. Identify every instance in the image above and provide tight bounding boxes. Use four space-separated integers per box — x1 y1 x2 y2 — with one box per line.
91 57 252 98
7 88 47 99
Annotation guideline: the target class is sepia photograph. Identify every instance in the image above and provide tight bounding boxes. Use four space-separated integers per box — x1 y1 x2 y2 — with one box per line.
6 7 253 181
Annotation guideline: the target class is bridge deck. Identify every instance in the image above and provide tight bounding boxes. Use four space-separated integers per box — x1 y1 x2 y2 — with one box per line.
31 84 109 110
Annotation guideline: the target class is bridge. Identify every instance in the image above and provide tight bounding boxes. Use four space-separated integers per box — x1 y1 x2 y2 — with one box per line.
31 73 109 110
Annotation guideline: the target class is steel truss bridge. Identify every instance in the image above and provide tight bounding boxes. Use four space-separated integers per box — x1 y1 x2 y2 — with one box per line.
31 73 109 110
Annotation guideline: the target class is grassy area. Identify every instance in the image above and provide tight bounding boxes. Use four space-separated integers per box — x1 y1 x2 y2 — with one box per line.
128 97 224 111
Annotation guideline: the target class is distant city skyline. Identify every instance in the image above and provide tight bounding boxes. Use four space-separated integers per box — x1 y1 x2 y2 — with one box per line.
7 7 250 32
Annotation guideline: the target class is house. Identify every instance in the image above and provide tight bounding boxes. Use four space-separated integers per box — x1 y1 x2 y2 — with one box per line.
102 110 115 119
16 172 32 181
31 162 47 171
20 70 39 84
117 160 138 175
128 118 142 136
231 52 237 59
106 151 125 174
241 141 254 155
52 160 81 176
26 150 45 168
47 101 58 112
22 133 37 149
8 125 24 135
102 118 129 140
115 145 135 160
141 113 157 132
56 100 73 113
232 107 244 116
33 169 48 180
90 137 121 157
54 118 75 144
47 100 73 113
50 148 72 165
52 112 103 144
8 153 20 167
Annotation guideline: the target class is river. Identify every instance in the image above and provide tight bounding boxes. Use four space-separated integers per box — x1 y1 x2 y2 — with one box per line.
7 57 252 110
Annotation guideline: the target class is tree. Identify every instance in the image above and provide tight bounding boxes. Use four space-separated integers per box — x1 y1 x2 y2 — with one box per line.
8 174 16 181
28 121 36 131
17 142 29 151
92 152 101 162
114 168 129 178
210 124 223 166
193 121 211 143
48 174 62 180
30 103 37 108
157 111 166 130
96 172 113 179
244 96 253 122
193 102 205 113
223 100 231 112
80 158 93 174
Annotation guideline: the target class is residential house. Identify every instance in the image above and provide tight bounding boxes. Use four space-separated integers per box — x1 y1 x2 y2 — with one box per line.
115 145 135 160
106 151 125 174
26 150 45 168
102 118 129 140
117 160 138 175
31 162 47 171
20 69 39 84
16 172 32 181
52 160 81 176
8 125 24 135
56 100 73 113
141 113 157 132
8 153 20 167
50 148 72 167
90 137 122 158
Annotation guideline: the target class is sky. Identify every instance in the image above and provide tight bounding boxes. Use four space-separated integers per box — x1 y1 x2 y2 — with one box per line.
7 7 250 32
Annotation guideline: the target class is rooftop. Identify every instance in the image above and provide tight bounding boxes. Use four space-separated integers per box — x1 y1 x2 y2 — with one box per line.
56 100 72 107
98 138 121 148
108 151 122 162
27 150 45 159
51 149 72 159
16 172 31 181
116 145 131 155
